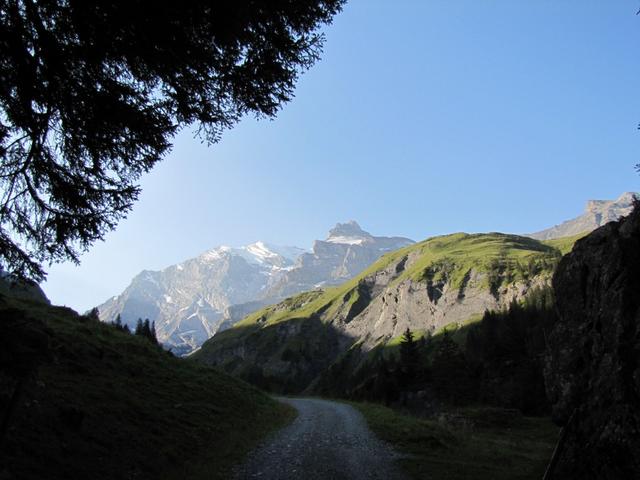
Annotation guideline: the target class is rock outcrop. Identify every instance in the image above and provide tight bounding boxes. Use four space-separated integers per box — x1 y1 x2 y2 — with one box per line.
529 192 636 240
544 201 640 479
97 222 412 355
196 232 565 393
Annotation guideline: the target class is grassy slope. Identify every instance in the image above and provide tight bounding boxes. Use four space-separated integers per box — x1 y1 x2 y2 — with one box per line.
352 402 558 480
0 295 294 480
542 231 588 255
196 232 565 358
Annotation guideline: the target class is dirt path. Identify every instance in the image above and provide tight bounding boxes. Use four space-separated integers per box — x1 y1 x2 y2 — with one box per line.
234 397 407 480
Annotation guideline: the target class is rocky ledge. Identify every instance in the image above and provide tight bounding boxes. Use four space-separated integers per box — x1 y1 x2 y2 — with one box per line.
545 198 640 479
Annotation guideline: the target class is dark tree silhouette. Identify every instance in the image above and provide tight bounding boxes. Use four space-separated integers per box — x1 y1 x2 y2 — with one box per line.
134 318 158 346
112 313 130 333
399 327 420 385
85 307 99 322
431 330 470 403
134 318 144 336
0 0 345 280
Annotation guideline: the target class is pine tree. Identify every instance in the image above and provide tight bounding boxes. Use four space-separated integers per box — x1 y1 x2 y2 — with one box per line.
150 321 158 345
142 319 151 339
135 318 159 346
399 328 420 387
113 314 124 331
432 330 471 403
134 318 144 336
85 307 100 322
0 1 345 280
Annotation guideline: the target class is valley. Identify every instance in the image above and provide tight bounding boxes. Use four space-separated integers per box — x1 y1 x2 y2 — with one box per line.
1 3 637 479
2 193 638 480
193 232 568 395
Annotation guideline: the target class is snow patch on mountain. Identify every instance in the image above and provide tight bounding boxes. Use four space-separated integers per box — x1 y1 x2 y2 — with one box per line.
326 236 366 245
96 222 414 356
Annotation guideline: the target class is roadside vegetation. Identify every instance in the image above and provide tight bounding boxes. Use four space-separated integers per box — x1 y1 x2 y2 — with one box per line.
352 401 558 480
0 294 295 480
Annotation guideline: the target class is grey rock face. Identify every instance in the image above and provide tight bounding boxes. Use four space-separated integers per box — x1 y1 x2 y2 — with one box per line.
529 192 636 240
198 234 555 394
265 221 413 298
97 224 413 355
544 202 640 479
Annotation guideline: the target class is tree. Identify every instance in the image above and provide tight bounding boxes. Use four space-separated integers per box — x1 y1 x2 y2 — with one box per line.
112 313 130 333
85 307 99 322
134 318 143 336
0 1 345 280
431 330 471 403
134 317 158 346
399 327 420 385
149 320 158 346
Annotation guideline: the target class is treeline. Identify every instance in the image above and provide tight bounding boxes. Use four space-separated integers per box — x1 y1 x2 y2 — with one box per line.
321 286 556 415
102 311 160 347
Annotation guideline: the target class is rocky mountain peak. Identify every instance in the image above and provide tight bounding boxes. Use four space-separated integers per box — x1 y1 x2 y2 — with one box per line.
326 221 371 243
585 191 635 214
97 222 412 355
529 192 637 240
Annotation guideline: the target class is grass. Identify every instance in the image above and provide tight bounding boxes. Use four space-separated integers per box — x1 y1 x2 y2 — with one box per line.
0 294 295 480
200 232 566 359
542 231 588 255
351 402 558 480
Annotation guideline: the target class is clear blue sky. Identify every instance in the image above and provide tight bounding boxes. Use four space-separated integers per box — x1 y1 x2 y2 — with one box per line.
44 0 640 312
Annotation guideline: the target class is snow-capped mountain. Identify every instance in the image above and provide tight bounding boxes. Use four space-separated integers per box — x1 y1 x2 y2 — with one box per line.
262 221 414 299
97 223 413 355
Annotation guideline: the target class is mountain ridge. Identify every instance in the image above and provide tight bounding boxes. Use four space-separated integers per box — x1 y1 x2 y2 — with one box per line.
193 231 568 393
97 222 413 355
528 192 636 240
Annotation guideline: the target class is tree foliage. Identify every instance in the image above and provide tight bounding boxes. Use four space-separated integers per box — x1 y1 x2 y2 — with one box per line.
0 0 344 280
399 327 420 386
134 317 158 345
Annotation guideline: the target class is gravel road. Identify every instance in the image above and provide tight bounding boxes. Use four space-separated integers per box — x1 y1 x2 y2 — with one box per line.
234 397 408 480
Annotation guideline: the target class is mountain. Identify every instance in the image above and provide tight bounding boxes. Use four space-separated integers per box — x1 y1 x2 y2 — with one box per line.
262 221 414 298
97 222 413 355
544 204 640 478
193 232 572 394
528 192 636 240
97 241 306 355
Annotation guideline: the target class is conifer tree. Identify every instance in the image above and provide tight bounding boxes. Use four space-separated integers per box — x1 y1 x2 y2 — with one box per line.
0 1 345 280
134 318 143 336
150 321 158 345
432 330 470 403
142 319 151 338
85 307 100 322
135 318 159 346
399 328 420 387
113 314 123 331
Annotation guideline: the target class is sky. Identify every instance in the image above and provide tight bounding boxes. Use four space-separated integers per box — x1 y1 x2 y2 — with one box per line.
44 0 640 312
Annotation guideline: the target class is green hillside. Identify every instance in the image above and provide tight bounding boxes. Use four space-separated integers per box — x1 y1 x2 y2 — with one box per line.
193 232 579 395
542 231 589 255
197 232 563 354
0 294 293 480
